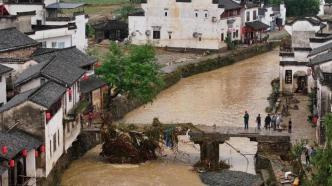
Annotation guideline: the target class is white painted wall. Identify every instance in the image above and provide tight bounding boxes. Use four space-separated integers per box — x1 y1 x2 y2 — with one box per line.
1 60 37 81
318 0 325 16
129 0 241 49
44 107 64 177
64 118 81 151
0 169 8 186
285 20 321 36
0 74 7 105
29 28 74 49
4 4 45 25
26 149 37 186
279 65 309 93
63 82 80 115
19 78 41 93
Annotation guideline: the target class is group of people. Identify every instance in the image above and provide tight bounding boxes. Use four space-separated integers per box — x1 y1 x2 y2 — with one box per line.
243 111 292 133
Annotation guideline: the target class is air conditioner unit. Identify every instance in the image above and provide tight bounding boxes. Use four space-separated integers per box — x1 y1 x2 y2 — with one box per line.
145 30 151 36
131 32 136 36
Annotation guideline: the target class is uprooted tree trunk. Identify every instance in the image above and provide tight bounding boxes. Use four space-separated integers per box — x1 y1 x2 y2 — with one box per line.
100 127 160 164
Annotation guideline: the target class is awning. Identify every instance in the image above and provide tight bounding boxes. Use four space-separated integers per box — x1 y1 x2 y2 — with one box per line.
245 21 269 31
46 3 85 9
80 75 107 94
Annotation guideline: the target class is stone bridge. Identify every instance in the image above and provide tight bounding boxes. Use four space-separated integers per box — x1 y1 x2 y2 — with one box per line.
189 125 291 169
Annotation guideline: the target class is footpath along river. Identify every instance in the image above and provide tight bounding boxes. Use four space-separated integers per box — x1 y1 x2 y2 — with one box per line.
61 50 279 186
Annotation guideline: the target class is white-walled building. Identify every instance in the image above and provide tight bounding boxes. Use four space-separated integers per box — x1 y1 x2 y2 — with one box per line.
279 17 326 94
0 64 12 106
129 0 242 50
0 1 88 52
258 3 286 31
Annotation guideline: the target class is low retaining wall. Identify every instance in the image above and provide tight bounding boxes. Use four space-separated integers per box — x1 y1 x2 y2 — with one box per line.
38 132 101 186
112 42 279 120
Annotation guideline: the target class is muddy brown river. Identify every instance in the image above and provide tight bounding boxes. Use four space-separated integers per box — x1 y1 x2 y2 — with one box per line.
61 50 279 186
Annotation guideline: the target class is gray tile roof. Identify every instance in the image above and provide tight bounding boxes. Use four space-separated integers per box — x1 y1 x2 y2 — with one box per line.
29 81 66 108
14 61 50 86
0 131 42 160
80 75 107 94
0 28 39 52
32 47 97 68
245 21 269 30
15 55 85 87
310 51 332 66
0 57 30 64
0 88 36 112
0 64 12 75
0 81 66 112
308 42 332 57
42 56 85 86
219 0 242 10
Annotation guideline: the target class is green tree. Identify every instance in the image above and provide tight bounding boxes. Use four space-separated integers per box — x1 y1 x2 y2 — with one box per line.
285 0 320 17
309 114 332 185
96 43 164 104
115 5 137 21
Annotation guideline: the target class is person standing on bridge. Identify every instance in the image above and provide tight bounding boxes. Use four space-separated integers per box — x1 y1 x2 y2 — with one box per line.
244 111 249 129
256 114 261 130
264 114 271 130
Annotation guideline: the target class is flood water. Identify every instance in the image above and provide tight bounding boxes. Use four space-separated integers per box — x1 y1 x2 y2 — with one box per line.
61 50 279 186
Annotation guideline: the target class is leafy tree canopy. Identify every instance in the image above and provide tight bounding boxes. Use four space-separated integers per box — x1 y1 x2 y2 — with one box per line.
266 0 320 17
96 43 164 103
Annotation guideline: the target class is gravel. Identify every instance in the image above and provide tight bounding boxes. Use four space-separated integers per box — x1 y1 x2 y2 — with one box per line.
199 170 263 186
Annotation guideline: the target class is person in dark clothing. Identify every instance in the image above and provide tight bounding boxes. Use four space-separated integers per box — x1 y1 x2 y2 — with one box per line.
256 114 261 130
288 119 292 133
264 114 271 129
244 111 249 129
305 147 310 165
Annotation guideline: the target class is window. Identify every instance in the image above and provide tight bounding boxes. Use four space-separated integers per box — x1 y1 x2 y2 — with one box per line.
58 130 60 146
199 37 202 41
285 70 292 84
0 75 2 82
221 33 224 41
0 103 3 107
53 134 57 152
49 140 52 157
153 30 160 39
246 11 250 22
41 78 46 85
233 31 236 38
36 20 42 26
253 10 257 20
51 42 57 48
194 10 198 17
58 42 65 48
164 8 168 17
235 30 239 38
67 123 71 133
41 41 46 48
204 10 208 18
68 88 72 102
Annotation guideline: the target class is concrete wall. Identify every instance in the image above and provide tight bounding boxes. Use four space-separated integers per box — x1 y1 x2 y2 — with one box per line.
285 21 321 36
26 149 37 186
129 0 242 50
0 169 9 186
1 60 38 81
64 117 81 151
63 81 80 115
279 65 309 93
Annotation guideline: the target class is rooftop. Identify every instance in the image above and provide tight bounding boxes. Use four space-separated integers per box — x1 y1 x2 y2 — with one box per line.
0 28 39 52
0 64 12 75
80 75 107 94
0 130 42 160
310 51 332 66
46 2 85 9
0 81 66 112
245 21 269 30
32 47 97 68
309 42 332 57
218 0 242 10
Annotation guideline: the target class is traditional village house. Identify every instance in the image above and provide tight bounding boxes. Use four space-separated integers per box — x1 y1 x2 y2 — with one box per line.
279 17 326 94
93 19 129 43
0 1 88 51
0 55 85 178
240 0 269 44
307 47 332 144
128 0 242 50
0 64 12 106
258 2 286 31
0 131 42 186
